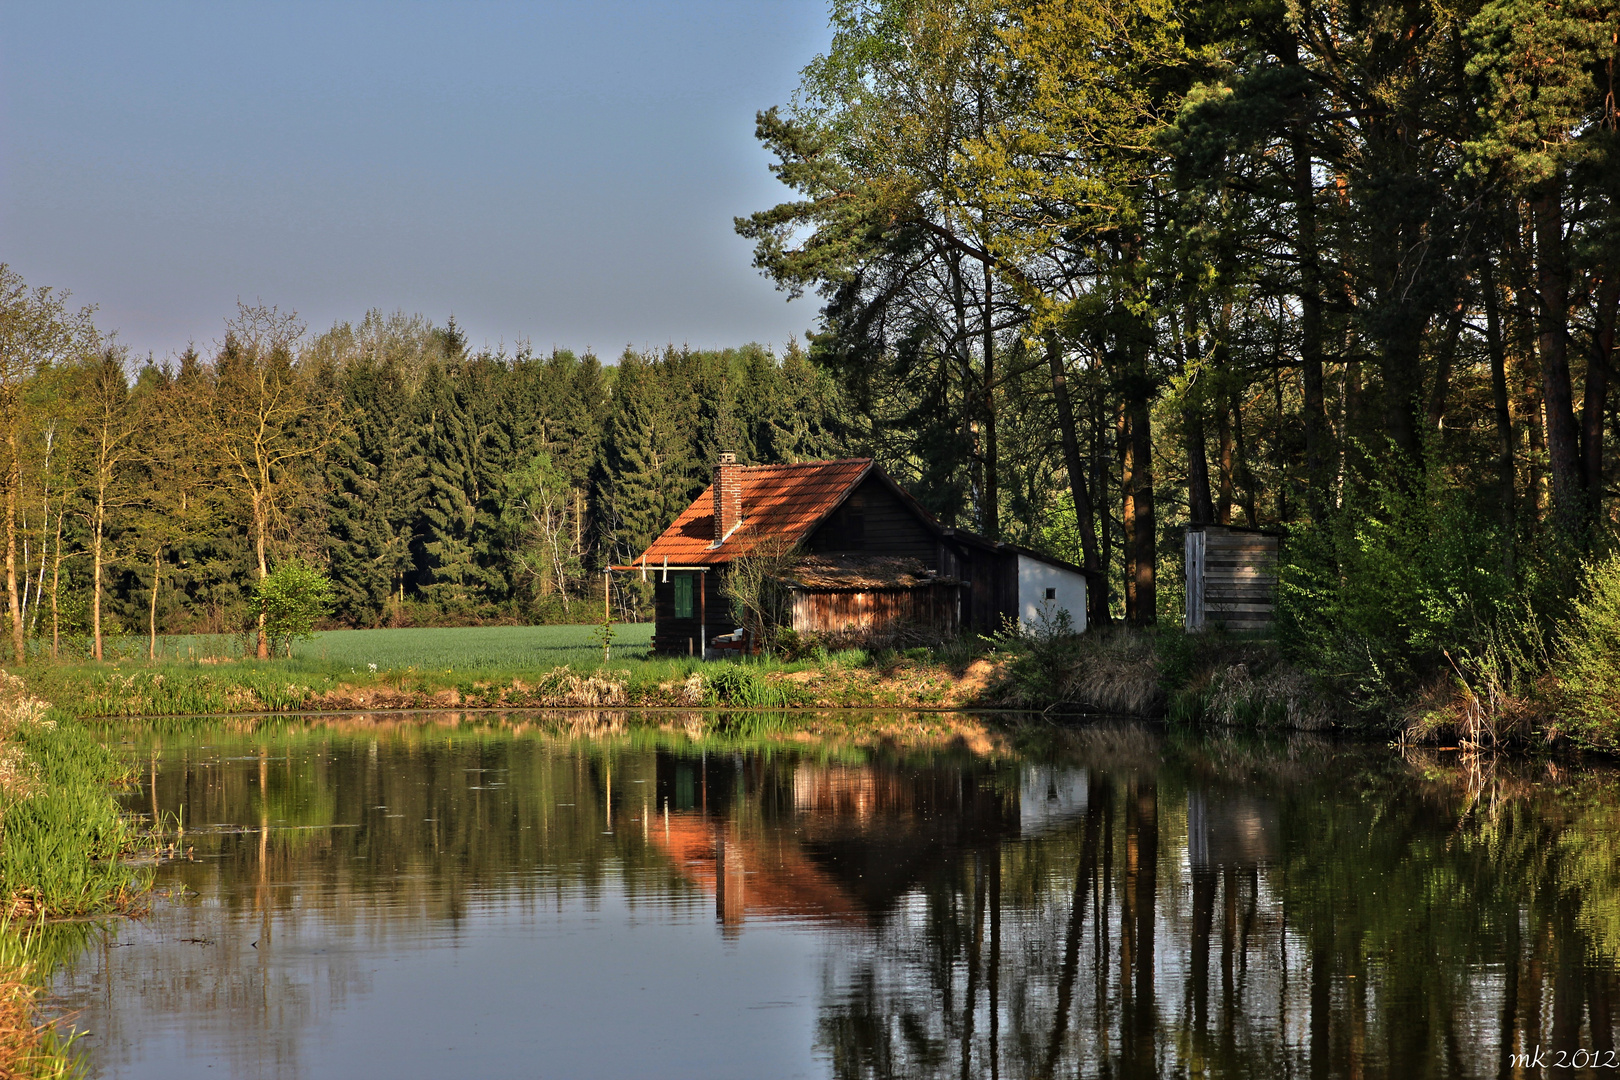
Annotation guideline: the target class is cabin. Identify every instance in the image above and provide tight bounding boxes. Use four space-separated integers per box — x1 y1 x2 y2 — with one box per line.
1183 524 1279 632
618 455 1089 655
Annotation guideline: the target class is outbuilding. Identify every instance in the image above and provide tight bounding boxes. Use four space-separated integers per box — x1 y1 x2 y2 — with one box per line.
1183 523 1280 632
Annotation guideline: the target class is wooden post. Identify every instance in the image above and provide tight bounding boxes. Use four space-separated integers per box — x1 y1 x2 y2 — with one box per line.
698 570 707 660
603 570 611 664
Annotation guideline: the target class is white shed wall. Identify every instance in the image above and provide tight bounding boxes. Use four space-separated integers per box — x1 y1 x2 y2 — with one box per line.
1017 555 1087 633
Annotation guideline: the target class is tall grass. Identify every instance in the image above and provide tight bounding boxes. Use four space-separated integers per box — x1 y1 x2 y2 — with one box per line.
0 675 146 1079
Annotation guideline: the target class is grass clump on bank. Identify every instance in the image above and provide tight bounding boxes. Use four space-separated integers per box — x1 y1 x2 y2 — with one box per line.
1403 549 1620 751
0 673 147 1079
976 613 1337 730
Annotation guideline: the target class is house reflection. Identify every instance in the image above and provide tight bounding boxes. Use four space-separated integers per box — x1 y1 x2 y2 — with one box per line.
648 751 1020 930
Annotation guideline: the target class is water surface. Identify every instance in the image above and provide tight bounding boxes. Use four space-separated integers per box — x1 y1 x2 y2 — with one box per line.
49 713 1620 1079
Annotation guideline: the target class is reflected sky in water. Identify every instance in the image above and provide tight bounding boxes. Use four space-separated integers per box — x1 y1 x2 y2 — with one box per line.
47 713 1620 1079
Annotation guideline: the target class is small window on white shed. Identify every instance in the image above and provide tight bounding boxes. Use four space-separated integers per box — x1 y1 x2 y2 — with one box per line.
1045 587 1057 601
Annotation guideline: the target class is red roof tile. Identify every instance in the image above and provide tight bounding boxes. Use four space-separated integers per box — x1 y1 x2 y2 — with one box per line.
623 458 875 569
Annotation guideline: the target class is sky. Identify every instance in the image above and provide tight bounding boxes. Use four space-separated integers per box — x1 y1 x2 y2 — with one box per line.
0 1 832 362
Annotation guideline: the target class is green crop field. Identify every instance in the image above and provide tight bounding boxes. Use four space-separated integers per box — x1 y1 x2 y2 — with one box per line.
150 623 655 671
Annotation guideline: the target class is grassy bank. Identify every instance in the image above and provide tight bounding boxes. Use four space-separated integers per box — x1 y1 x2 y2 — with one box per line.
20 620 1338 730
19 623 1005 717
0 674 147 1079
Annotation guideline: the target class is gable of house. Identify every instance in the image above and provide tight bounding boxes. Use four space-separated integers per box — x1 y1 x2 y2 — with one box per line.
803 473 940 567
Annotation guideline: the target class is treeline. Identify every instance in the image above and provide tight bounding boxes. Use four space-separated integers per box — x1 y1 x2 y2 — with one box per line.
0 277 850 657
737 0 1620 713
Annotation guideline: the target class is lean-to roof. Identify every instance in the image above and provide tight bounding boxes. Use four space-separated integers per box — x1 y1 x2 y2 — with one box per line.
775 554 957 591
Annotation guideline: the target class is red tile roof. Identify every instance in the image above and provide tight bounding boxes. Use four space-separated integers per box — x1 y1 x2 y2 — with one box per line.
622 458 876 569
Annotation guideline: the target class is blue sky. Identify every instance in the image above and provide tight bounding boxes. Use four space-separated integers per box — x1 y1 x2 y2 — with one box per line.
0 1 831 360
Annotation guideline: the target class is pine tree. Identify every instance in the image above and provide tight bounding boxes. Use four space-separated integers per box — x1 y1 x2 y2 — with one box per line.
414 362 480 612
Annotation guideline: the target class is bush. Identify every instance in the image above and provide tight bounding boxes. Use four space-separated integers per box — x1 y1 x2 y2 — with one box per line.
1553 551 1620 745
254 562 336 657
1278 463 1521 713
702 664 800 709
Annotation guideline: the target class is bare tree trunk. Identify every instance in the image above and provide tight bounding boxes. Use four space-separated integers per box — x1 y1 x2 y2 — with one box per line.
6 427 22 665
1532 185 1583 535
1121 403 1136 623
254 491 270 659
1231 389 1258 528
1216 394 1234 525
1582 275 1618 516
1484 262 1517 571
1172 305 1216 526
1128 370 1156 626
1094 391 1113 619
1293 124 1330 521
1186 393 1216 526
1527 360 1547 521
1046 336 1105 625
92 495 104 661
50 507 63 661
980 258 999 539
149 548 161 662
1426 299 1467 431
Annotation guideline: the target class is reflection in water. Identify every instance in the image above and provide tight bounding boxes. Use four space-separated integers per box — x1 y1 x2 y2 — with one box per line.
46 714 1620 1079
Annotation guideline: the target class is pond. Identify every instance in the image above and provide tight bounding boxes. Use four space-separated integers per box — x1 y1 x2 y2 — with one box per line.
45 712 1620 1079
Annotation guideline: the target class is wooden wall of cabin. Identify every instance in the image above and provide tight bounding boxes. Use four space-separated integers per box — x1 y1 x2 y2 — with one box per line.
651 569 731 655
788 583 959 639
805 476 938 566
939 543 1018 635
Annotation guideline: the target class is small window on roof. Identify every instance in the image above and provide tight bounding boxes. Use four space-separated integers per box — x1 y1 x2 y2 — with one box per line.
1045 587 1057 601
674 573 694 619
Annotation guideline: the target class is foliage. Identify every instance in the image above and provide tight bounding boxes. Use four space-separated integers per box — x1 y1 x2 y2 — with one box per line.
252 562 336 658
0 675 142 915
1278 463 1522 712
1552 551 1620 746
717 540 800 653
702 664 803 709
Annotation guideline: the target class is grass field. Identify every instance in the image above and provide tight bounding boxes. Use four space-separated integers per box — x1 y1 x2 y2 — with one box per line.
149 623 656 670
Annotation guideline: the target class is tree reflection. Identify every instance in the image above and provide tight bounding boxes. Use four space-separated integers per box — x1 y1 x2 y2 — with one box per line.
813 733 1620 1080
50 716 1620 1080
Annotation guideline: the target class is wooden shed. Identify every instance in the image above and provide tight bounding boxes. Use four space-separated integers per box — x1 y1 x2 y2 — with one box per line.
1184 524 1279 632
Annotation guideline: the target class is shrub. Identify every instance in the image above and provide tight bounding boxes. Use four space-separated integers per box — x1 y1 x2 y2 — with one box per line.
254 562 336 657
702 665 799 708
1553 551 1620 745
1277 462 1520 712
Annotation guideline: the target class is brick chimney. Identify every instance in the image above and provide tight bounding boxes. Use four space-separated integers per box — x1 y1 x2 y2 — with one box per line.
713 452 743 542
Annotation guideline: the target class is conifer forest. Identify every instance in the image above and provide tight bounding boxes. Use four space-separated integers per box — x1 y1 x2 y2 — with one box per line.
2 0 1619 721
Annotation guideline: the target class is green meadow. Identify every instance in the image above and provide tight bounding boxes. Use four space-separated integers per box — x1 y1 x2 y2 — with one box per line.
133 623 656 671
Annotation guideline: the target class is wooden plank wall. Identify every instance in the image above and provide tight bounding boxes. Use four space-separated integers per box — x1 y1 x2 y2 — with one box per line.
651 571 730 655
790 583 958 639
1187 527 1278 632
806 477 938 566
